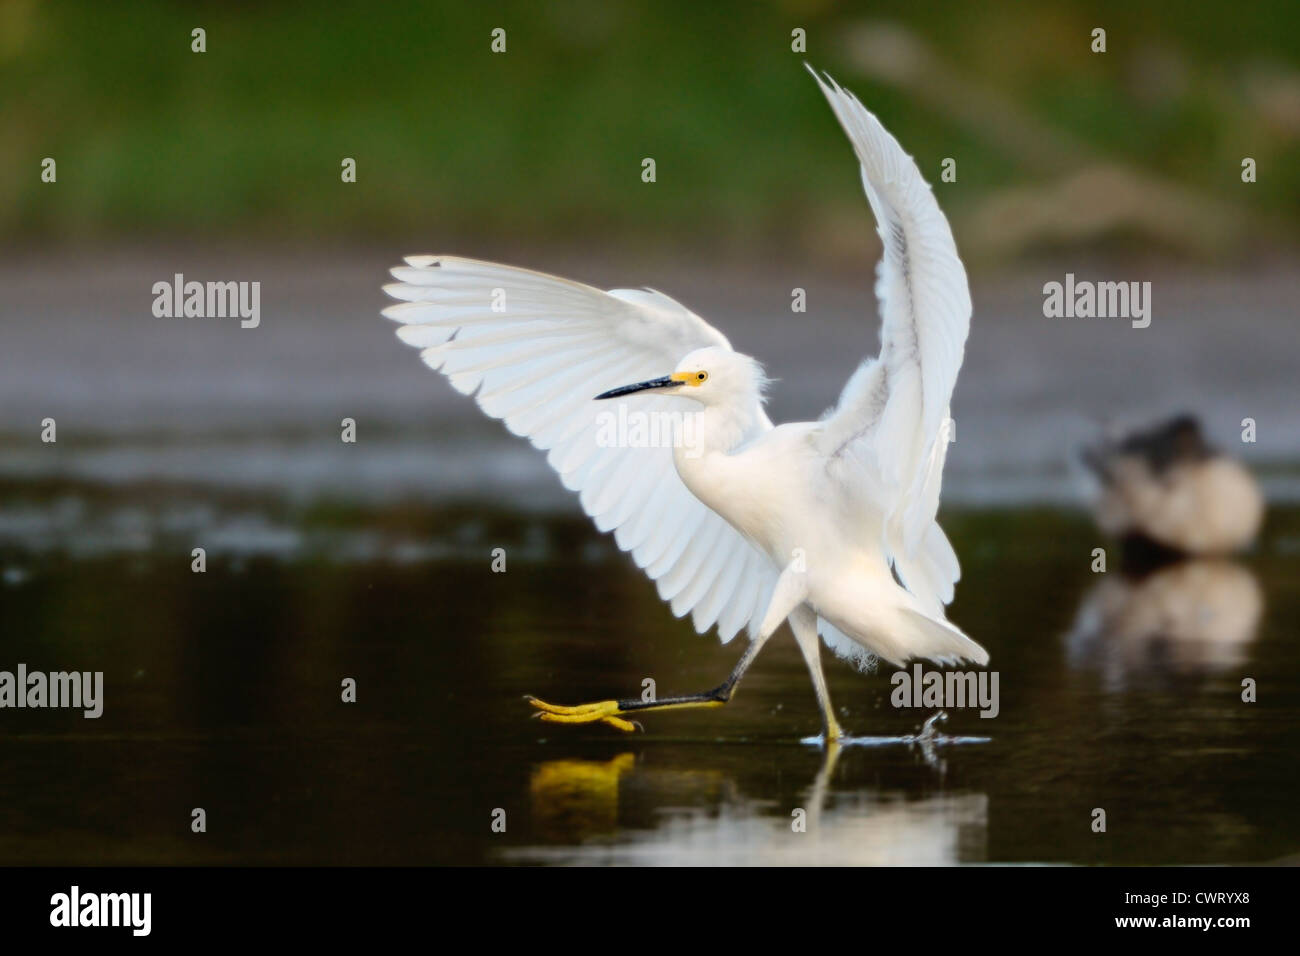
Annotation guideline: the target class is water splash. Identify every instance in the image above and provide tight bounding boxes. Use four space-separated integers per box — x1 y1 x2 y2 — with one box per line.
800 711 992 749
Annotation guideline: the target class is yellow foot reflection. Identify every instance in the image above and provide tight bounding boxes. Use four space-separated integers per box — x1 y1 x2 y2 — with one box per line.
525 695 643 733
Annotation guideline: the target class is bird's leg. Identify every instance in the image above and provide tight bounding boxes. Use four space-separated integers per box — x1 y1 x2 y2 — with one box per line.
789 607 843 743
527 629 774 733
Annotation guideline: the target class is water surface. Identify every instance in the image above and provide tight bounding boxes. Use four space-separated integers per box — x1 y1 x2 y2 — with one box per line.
2 492 1296 865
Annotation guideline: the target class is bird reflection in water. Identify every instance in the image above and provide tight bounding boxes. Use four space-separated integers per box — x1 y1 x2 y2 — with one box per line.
513 742 987 864
1070 414 1266 688
528 753 640 840
1065 559 1263 689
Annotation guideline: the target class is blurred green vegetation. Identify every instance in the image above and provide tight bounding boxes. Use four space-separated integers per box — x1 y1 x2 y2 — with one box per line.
2 0 1298 258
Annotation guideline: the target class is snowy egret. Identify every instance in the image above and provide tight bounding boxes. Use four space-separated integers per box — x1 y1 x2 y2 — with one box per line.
381 68 987 740
1082 414 1264 557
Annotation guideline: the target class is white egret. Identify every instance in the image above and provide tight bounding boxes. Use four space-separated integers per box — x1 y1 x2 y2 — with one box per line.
381 68 987 740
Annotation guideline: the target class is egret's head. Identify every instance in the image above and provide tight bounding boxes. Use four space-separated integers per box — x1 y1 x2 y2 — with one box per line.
594 347 767 407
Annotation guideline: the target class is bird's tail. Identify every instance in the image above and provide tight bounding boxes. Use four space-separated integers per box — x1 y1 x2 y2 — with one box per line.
820 602 989 672
892 608 989 668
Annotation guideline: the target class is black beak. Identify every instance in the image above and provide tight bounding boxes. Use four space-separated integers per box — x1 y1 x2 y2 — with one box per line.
594 375 677 400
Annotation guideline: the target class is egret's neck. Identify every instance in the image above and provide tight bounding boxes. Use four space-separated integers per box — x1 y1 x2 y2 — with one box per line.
673 400 762 471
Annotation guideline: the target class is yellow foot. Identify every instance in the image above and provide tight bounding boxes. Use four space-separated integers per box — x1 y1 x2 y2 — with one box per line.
525 695 642 733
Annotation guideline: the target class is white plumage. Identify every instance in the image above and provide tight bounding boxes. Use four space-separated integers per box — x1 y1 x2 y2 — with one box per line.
381 68 986 739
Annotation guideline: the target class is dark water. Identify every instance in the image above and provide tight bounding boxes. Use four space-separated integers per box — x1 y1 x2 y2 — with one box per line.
1 489 1297 866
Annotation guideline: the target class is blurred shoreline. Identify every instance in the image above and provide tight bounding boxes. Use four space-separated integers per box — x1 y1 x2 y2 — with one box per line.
2 246 1297 517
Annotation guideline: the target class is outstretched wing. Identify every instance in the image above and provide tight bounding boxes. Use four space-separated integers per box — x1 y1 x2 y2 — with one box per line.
383 255 778 642
810 69 971 615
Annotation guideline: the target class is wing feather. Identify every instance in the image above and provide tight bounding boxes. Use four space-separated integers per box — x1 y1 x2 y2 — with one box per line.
383 255 778 643
809 69 971 612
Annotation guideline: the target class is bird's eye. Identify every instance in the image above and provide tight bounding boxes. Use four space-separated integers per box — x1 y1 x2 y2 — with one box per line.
696 371 708 383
